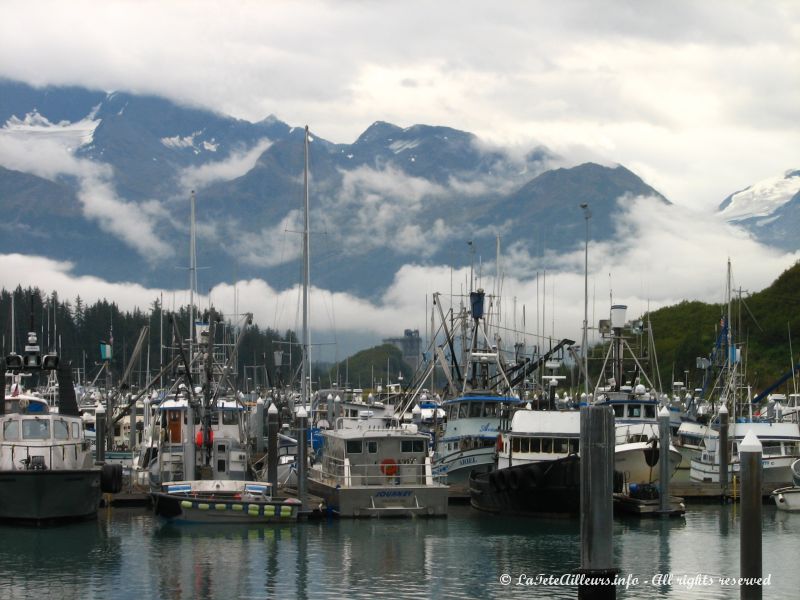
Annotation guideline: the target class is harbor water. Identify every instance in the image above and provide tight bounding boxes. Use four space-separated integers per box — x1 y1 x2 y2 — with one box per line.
0 504 796 599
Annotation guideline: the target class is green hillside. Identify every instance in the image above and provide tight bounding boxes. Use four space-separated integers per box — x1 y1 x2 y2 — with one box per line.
325 343 413 391
646 261 800 395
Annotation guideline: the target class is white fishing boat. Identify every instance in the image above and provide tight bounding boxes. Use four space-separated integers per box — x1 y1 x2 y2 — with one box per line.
593 304 682 487
690 417 800 485
307 414 448 517
0 332 121 522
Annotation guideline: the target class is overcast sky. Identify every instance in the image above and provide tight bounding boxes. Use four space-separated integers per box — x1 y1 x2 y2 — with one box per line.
1 0 799 359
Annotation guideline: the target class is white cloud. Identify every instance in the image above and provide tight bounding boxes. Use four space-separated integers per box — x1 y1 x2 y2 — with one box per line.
3 193 797 361
0 124 173 260
178 138 272 191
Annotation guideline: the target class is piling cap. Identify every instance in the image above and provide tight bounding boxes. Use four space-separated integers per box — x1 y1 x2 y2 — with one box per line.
718 404 729 415
267 402 278 414
297 406 308 418
412 404 421 414
95 404 106 414
658 405 670 418
327 394 333 401
256 397 265 406
740 430 762 452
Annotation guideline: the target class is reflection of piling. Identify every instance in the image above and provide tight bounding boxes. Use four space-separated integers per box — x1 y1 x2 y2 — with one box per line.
255 398 265 454
267 401 278 492
96 405 106 463
719 404 729 498
297 406 308 509
658 406 671 514
579 404 617 599
740 431 763 600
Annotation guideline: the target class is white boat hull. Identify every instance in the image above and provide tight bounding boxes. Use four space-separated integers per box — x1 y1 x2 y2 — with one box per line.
615 442 682 485
773 486 800 511
690 454 797 484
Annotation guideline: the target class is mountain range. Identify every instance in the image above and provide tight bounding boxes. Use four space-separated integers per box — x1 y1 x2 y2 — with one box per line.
0 78 796 298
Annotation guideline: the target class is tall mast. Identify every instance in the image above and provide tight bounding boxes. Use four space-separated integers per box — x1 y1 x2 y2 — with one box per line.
301 126 311 410
189 190 198 363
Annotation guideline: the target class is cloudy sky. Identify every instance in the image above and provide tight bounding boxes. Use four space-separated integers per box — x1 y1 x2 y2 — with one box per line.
1 0 799 359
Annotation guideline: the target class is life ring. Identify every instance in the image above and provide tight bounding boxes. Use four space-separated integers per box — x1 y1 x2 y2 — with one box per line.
380 458 398 476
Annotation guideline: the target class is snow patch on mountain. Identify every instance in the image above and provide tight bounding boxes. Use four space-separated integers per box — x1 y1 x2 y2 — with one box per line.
719 170 800 221
2 110 100 150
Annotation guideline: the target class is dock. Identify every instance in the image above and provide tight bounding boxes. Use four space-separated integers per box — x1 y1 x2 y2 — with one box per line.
670 480 788 502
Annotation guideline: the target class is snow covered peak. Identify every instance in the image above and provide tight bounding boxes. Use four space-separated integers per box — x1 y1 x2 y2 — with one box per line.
719 169 800 221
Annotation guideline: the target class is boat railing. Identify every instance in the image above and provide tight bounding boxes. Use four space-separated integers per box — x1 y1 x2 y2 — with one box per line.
0 440 87 468
318 454 444 486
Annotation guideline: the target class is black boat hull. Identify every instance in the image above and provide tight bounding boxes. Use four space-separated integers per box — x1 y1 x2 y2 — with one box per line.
468 455 581 517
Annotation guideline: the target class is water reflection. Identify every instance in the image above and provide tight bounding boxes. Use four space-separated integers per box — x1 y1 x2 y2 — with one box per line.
0 505 798 599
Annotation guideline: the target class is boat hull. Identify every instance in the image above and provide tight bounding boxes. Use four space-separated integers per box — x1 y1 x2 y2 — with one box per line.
772 486 800 511
307 478 448 518
433 447 496 498
690 454 796 486
468 455 581 517
0 469 102 522
616 443 682 486
151 491 299 523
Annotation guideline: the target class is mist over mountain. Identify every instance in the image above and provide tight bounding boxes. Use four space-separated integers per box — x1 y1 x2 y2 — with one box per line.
0 78 794 306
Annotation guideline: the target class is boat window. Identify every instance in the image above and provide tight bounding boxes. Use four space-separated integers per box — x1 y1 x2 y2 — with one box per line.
512 437 521 453
628 405 642 418
2 420 19 440
613 404 624 418
569 439 580 454
22 419 50 440
346 440 362 454
762 441 783 456
72 423 80 438
458 404 469 419
554 439 569 454
529 438 540 453
483 403 498 417
221 410 239 425
401 440 425 453
448 404 458 420
520 437 529 453
54 419 69 440
367 441 378 454
469 402 483 418
644 405 656 419
785 442 800 455
483 439 495 448
541 438 553 453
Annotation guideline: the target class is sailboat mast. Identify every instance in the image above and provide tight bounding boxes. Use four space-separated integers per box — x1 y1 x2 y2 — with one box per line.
189 190 197 362
301 126 311 410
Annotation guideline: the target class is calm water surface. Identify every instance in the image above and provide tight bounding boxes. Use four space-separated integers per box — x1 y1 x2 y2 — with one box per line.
0 503 797 599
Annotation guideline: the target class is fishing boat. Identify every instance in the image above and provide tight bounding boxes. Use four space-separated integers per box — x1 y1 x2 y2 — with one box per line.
689 415 800 485
307 414 448 517
688 260 800 487
0 331 121 522
593 304 682 487
771 459 800 511
431 290 524 497
469 407 581 516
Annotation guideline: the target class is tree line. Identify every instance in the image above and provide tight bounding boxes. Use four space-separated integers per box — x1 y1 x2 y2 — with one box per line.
0 286 303 392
